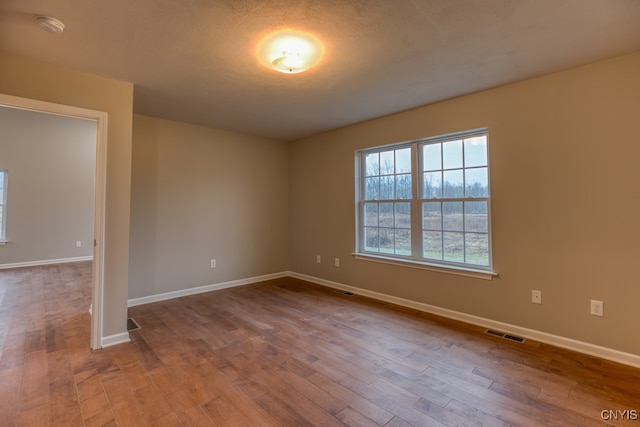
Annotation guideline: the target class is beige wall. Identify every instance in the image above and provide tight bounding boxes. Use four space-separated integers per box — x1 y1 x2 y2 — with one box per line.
290 52 640 355
0 106 95 264
128 115 290 299
2 48 638 358
0 52 133 338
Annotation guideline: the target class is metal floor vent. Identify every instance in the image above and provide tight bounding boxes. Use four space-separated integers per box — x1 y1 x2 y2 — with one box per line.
333 289 355 296
485 329 525 343
127 317 141 331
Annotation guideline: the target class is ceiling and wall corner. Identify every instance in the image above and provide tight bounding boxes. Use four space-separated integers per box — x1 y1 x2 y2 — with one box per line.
0 0 639 141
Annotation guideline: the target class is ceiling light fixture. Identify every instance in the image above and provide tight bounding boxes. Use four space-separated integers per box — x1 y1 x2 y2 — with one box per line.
35 15 65 34
257 29 324 75
272 51 307 74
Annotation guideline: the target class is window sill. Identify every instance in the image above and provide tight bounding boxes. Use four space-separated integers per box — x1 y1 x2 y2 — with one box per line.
0 240 8 246
352 253 497 280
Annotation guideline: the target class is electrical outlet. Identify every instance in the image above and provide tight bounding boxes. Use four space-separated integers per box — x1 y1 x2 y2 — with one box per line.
210 259 217 269
590 300 604 316
334 258 340 267
316 255 321 264
76 241 82 248
532 290 541 304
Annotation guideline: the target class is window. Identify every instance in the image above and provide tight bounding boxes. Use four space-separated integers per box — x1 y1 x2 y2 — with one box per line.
362 146 413 255
356 129 493 276
0 170 6 242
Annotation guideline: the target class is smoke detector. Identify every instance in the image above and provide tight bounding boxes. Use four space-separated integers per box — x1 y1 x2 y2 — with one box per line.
35 15 65 34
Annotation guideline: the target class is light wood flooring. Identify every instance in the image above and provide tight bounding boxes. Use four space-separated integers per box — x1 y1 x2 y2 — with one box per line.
1 261 640 426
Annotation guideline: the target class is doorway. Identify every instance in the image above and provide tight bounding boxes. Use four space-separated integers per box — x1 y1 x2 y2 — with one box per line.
0 93 107 349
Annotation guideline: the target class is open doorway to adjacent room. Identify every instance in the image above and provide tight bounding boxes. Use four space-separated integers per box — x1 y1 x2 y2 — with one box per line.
0 93 107 349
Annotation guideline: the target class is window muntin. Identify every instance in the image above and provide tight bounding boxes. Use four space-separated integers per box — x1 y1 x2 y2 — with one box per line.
357 129 492 272
0 170 7 241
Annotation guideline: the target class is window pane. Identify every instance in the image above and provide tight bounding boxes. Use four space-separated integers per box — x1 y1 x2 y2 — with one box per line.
395 229 411 255
0 188 3 202
394 202 411 229
465 233 489 266
396 174 412 199
396 148 411 173
423 143 441 171
379 202 394 227
365 177 379 200
380 176 395 199
379 228 394 253
380 151 395 175
464 136 487 167
443 169 464 198
464 201 488 233
443 202 463 231
423 231 443 259
443 140 463 169
465 167 488 197
365 153 379 176
423 171 442 198
364 203 379 227
365 227 379 251
422 202 441 230
443 232 465 262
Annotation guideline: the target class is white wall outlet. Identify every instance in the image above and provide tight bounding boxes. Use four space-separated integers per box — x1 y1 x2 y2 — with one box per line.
316 255 321 264
76 240 82 248
590 300 604 316
532 290 542 304
334 257 340 267
210 259 217 269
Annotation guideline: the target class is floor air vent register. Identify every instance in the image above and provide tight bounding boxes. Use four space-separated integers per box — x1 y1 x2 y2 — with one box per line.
485 329 525 343
127 318 141 331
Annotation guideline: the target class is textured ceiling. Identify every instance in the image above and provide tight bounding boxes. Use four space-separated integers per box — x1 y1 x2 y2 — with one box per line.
1 0 639 141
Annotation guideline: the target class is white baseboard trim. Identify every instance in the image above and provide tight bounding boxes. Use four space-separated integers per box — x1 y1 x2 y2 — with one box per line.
0 256 93 270
289 272 640 369
123 270 640 368
127 272 289 307
101 332 130 348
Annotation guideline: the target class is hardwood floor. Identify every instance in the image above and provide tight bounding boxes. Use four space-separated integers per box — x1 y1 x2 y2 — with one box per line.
1 262 640 426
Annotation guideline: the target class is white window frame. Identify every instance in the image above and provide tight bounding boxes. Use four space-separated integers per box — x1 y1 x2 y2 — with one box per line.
0 169 7 243
354 128 496 280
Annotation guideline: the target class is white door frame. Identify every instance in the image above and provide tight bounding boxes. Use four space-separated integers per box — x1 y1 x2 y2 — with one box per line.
0 93 107 350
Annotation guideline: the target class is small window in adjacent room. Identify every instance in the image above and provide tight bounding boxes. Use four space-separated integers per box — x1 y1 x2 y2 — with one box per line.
356 129 494 277
0 170 7 242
